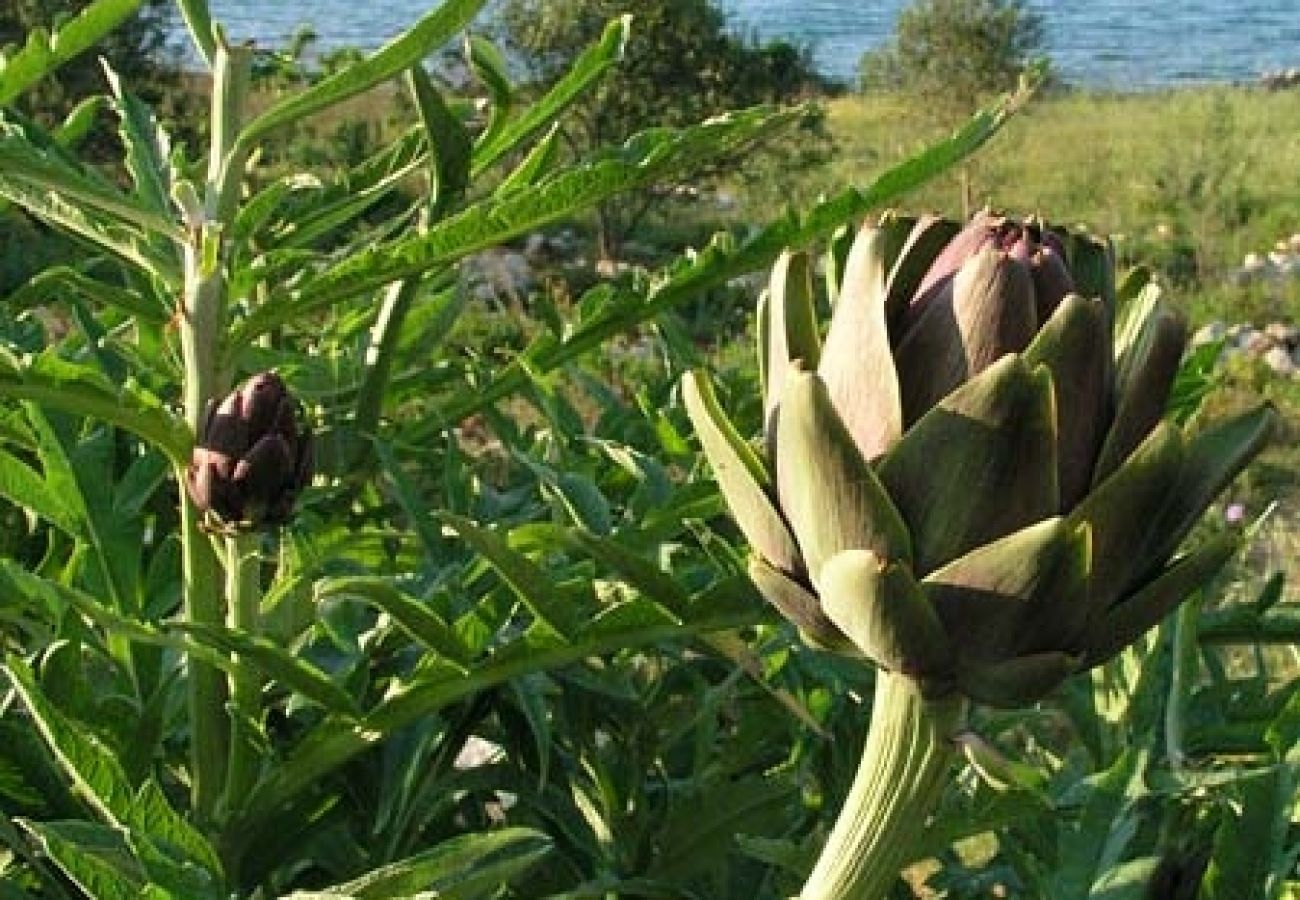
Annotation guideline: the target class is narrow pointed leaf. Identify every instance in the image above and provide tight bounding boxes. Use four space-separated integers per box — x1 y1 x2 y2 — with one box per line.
880 356 1058 574
103 63 172 215
472 14 629 176
682 369 799 573
0 0 143 105
6 266 170 323
426 82 1038 427
235 106 803 340
4 657 221 876
565 529 690 616
408 64 470 218
440 512 579 640
310 827 552 899
465 34 512 154
818 548 951 677
239 0 488 145
0 347 190 463
777 369 911 581
816 224 903 461
494 123 561 197
19 820 142 900
316 576 472 667
0 131 183 240
172 622 361 717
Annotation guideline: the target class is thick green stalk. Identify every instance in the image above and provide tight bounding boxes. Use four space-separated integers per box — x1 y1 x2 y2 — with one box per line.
222 532 263 820
800 671 964 900
178 39 253 824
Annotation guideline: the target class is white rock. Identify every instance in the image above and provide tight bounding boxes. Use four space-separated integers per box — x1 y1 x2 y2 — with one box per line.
1263 345 1297 376
1191 320 1229 348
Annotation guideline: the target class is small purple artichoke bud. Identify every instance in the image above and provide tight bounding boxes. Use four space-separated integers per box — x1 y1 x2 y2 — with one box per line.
186 372 313 530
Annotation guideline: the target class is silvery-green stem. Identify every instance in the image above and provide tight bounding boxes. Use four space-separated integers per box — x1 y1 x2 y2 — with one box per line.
178 38 252 824
800 671 964 900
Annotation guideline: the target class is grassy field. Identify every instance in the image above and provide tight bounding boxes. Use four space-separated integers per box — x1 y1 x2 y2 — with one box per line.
737 84 1300 326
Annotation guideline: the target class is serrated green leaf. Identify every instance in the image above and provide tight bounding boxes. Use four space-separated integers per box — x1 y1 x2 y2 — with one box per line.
425 79 1036 427
301 827 551 900
316 576 471 667
493 123 561 198
564 529 689 615
171 622 361 718
471 14 628 176
103 62 172 216
6 266 170 324
239 0 488 146
0 0 143 105
229 578 758 844
0 129 183 241
18 820 141 900
0 447 80 537
4 658 220 878
233 105 803 341
1055 749 1147 899
440 513 578 639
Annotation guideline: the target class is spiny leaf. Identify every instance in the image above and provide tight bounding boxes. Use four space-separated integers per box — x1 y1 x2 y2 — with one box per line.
171 622 361 718
0 128 183 241
233 105 803 341
316 576 472 667
4 658 221 876
426 78 1037 428
0 0 143 105
238 0 488 146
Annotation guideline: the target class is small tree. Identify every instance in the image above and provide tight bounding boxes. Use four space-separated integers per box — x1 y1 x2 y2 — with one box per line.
497 0 830 262
860 0 1046 116
859 0 1047 213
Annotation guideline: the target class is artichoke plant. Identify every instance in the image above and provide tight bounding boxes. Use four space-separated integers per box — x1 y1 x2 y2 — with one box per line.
186 372 313 531
683 211 1273 899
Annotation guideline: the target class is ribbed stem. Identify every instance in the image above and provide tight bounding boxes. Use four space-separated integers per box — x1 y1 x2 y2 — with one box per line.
221 532 263 821
800 671 964 900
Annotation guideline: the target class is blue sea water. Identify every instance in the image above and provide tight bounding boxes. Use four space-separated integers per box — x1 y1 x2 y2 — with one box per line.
192 0 1300 88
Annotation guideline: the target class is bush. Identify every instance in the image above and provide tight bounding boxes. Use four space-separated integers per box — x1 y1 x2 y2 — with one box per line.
859 0 1047 119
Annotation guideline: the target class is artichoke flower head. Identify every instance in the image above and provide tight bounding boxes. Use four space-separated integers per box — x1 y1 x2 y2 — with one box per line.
685 211 1273 706
186 371 313 532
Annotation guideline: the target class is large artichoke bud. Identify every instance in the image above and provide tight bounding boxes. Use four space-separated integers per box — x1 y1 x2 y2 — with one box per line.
186 372 313 531
685 211 1273 707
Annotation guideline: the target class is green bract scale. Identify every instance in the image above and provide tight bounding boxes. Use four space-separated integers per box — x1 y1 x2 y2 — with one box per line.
685 211 1274 707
